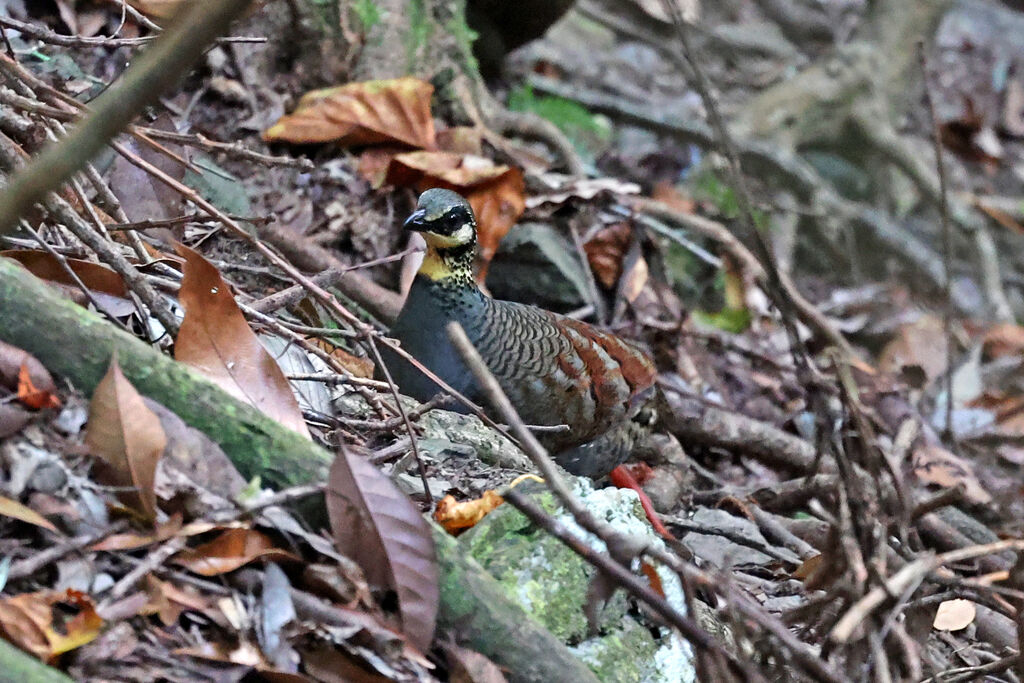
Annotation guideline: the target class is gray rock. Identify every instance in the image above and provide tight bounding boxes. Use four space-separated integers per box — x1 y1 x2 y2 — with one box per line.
461 479 699 682
486 223 590 312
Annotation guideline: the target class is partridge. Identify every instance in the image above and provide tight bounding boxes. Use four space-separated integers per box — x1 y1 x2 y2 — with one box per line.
381 189 656 477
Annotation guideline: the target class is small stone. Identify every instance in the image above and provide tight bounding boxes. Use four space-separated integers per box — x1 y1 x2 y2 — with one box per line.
28 460 67 493
641 466 684 513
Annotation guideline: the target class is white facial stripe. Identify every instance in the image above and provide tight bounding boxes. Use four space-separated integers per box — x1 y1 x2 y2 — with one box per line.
425 223 475 247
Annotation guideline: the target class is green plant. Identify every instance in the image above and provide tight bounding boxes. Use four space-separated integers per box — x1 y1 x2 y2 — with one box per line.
351 0 382 32
508 85 609 148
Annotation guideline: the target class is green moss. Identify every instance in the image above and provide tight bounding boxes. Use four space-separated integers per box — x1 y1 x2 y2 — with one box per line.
351 0 382 32
508 84 610 150
573 620 661 683
406 0 432 72
461 491 629 642
446 15 479 76
305 0 342 33
691 170 769 229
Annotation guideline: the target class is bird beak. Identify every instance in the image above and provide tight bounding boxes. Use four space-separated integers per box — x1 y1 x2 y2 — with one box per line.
403 209 427 232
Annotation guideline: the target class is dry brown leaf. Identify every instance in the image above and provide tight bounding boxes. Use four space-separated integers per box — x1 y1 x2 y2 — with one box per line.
142 576 210 625
0 494 58 532
85 357 165 521
793 554 824 581
303 646 394 683
584 223 631 289
174 245 310 438
263 77 435 149
91 513 183 551
912 444 992 504
17 363 61 410
976 201 1024 236
0 589 102 662
932 598 976 631
326 446 438 653
444 643 508 683
357 147 405 189
621 253 649 304
125 0 183 19
1 250 134 317
433 491 504 534
108 115 187 243
384 151 526 269
650 181 696 214
982 322 1024 359
172 528 300 576
0 341 58 403
0 405 31 439
878 316 948 382
312 340 375 379
639 562 666 599
526 176 641 210
436 126 484 155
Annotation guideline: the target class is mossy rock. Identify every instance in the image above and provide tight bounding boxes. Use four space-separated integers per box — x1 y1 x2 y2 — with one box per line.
460 481 698 682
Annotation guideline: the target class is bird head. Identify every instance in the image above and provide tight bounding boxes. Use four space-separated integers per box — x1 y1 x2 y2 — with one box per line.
404 188 478 250
404 189 478 283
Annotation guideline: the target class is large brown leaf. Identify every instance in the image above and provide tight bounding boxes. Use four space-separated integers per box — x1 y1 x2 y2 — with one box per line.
85 357 166 521
0 589 102 662
326 447 438 653
263 77 435 149
0 495 58 532
107 113 187 242
174 245 310 438
172 528 300 576
1 250 134 317
383 151 526 271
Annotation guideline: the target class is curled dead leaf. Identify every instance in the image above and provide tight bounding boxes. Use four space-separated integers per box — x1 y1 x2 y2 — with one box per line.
912 445 992 505
433 491 504 534
0 495 58 532
0 341 58 406
17 363 61 410
172 528 300 576
1 250 133 317
263 77 435 150
584 223 631 289
878 316 949 382
982 322 1024 360
0 589 102 662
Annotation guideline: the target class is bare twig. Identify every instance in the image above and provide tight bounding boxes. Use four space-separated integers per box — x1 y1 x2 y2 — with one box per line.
830 539 1024 643
367 336 432 504
0 15 264 48
0 0 256 233
100 536 187 604
918 43 956 442
7 521 129 580
0 132 179 335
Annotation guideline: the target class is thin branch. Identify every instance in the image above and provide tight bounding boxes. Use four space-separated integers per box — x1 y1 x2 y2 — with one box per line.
0 15 265 48
0 0 256 233
830 538 1024 643
918 42 956 443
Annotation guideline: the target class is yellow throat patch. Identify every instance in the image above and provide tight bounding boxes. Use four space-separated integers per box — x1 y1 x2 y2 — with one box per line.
416 228 475 281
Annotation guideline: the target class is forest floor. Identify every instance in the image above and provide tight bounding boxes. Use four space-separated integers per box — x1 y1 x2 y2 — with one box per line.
0 0 1024 681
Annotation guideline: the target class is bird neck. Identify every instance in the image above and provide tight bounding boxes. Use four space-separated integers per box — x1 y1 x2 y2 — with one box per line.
418 240 477 288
